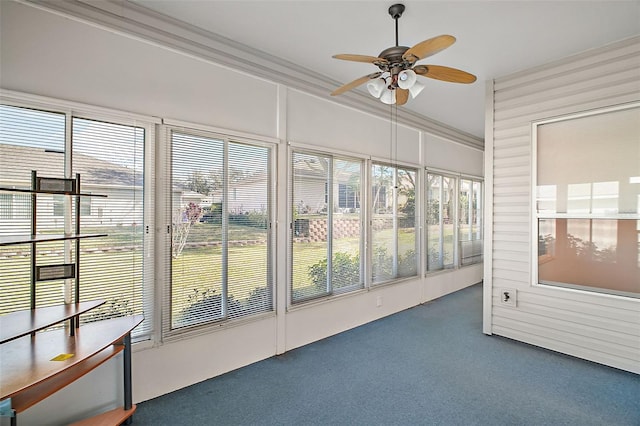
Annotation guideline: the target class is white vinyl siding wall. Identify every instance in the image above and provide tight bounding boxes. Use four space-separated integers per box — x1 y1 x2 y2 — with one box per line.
485 36 640 373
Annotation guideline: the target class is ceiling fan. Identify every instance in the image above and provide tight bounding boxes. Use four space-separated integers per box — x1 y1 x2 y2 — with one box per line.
331 3 476 105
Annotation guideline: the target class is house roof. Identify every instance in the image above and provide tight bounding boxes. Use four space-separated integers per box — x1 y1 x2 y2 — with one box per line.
0 144 143 188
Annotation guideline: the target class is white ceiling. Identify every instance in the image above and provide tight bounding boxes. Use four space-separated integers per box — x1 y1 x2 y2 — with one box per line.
132 1 640 139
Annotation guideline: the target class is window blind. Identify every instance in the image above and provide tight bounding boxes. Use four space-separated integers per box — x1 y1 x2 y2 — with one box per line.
71 117 150 335
536 105 640 297
169 130 273 330
0 105 66 313
0 104 152 339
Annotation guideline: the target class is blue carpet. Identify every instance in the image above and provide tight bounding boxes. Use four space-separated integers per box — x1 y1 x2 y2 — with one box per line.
134 284 640 425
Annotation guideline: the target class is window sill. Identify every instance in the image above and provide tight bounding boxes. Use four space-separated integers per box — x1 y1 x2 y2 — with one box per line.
160 311 277 344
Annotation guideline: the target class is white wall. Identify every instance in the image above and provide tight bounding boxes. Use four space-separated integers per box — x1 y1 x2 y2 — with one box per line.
288 89 421 163
423 133 483 177
0 1 278 138
485 36 640 374
0 2 482 424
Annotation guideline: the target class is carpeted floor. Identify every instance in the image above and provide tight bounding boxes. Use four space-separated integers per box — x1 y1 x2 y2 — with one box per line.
134 284 640 425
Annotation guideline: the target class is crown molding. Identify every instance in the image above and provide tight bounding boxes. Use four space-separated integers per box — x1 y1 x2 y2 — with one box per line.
21 0 484 149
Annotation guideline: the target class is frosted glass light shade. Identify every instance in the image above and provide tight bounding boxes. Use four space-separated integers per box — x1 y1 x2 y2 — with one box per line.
367 78 386 98
397 70 417 89
380 87 396 104
409 81 425 98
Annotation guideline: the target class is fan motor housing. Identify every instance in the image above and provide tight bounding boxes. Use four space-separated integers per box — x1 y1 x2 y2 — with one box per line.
378 46 409 62
377 45 412 74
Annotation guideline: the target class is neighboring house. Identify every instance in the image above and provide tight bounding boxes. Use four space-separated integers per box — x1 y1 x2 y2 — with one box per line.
227 174 269 214
292 156 364 215
172 175 269 218
173 159 346 219
163 158 369 220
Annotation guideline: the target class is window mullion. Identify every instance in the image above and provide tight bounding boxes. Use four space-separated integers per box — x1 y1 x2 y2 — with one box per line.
453 177 459 267
438 176 444 269
221 139 229 319
362 160 368 287
326 159 334 294
468 183 473 241
63 114 74 304
392 167 398 278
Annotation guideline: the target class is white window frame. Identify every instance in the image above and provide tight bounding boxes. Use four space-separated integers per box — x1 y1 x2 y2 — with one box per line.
425 169 459 272
288 143 368 306
369 157 421 286
161 119 278 340
425 168 484 273
459 174 484 267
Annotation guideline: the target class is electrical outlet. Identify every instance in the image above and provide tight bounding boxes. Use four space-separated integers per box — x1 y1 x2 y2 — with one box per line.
499 288 517 307
376 295 383 307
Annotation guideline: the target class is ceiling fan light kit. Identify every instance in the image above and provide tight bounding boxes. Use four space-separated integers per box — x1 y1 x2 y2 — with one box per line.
331 3 476 106
380 87 396 105
367 78 387 98
397 69 417 89
408 80 425 99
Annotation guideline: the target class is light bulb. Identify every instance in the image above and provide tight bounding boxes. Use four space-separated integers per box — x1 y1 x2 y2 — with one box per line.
397 70 417 90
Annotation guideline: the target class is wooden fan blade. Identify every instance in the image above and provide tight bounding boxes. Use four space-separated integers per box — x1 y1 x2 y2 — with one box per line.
331 72 382 96
333 54 388 65
414 65 476 84
396 89 409 106
402 35 456 62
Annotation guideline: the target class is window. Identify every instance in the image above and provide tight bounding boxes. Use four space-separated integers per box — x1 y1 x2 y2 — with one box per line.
371 162 418 283
291 151 363 302
459 178 483 266
426 172 456 271
72 117 149 335
372 185 387 211
338 183 360 210
53 196 64 216
535 103 639 298
426 171 483 271
53 195 89 217
0 194 13 219
0 103 153 338
169 130 273 330
0 105 65 312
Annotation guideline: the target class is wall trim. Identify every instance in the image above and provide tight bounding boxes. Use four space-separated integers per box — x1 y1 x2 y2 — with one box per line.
482 79 495 335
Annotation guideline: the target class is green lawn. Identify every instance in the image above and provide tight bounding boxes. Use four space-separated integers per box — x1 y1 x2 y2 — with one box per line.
1 222 458 319
0 248 143 316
